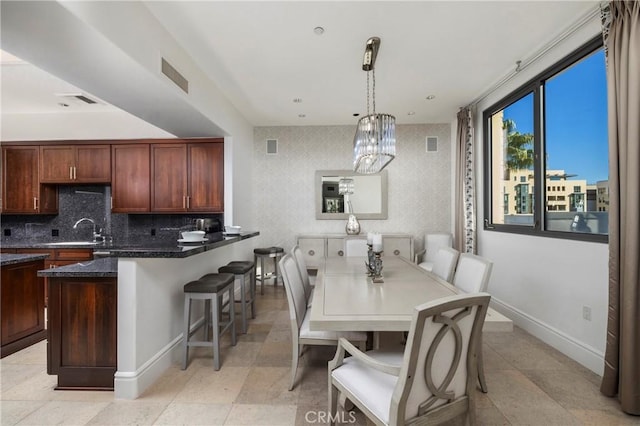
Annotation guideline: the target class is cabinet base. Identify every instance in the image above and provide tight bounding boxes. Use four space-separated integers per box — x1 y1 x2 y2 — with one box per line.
0 329 46 358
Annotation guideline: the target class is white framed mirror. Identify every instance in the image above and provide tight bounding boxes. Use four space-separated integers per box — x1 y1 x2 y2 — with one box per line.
315 170 388 220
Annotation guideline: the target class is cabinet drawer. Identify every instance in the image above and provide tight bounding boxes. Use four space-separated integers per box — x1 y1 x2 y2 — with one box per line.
326 238 344 257
297 238 325 267
383 237 412 260
54 249 93 261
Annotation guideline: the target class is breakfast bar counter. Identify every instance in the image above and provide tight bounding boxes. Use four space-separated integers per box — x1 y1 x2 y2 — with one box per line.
34 231 260 397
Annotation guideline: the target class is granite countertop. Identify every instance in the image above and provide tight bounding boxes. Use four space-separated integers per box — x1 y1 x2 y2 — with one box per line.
0 253 49 266
37 257 118 278
2 231 259 259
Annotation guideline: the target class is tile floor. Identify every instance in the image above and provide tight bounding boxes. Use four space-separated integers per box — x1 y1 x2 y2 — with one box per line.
1 284 637 425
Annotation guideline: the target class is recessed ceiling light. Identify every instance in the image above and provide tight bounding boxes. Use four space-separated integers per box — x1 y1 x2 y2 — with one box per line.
298 114 306 118
293 98 302 103
407 111 416 116
426 95 436 100
58 102 69 107
314 26 325 35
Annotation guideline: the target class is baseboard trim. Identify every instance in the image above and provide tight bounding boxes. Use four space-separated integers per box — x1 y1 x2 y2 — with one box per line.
490 297 605 376
114 334 182 399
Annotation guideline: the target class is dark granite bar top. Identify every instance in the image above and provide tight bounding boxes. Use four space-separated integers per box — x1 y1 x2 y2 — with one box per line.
37 257 118 278
1 253 49 267
2 231 259 259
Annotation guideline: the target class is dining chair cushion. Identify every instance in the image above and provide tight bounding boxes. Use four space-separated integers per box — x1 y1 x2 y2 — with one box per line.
291 245 313 303
331 350 403 424
453 253 493 294
431 247 460 282
418 233 453 272
299 309 367 342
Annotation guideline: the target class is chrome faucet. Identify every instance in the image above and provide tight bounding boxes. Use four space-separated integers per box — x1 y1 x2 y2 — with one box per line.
73 217 102 242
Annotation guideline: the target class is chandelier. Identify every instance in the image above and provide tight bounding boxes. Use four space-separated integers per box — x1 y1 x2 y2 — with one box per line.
353 36 396 174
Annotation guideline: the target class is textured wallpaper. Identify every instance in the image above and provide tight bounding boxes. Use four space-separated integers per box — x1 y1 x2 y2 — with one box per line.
253 124 451 253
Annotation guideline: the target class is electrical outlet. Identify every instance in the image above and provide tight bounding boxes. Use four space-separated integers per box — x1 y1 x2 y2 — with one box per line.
52 229 59 237
150 228 156 236
582 306 592 321
4 229 11 236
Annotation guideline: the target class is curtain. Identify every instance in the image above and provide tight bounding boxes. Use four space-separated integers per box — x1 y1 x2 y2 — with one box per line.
600 1 640 416
454 107 476 254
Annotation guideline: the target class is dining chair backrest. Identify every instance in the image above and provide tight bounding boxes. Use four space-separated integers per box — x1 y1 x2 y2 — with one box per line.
291 245 312 301
391 292 491 424
279 254 307 331
431 247 460 282
424 233 453 264
453 253 493 294
344 237 369 257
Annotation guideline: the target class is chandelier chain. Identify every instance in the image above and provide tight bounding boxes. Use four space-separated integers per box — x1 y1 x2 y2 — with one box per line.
366 71 370 117
372 68 376 114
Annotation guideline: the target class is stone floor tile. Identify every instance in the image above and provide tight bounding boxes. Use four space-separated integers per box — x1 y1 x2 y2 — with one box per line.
223 403 297 425
235 367 299 405
84 400 167 425
154 402 232 425
16 400 109 425
173 366 250 404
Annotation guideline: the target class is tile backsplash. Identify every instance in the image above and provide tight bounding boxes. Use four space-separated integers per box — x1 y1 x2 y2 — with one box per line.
0 185 223 244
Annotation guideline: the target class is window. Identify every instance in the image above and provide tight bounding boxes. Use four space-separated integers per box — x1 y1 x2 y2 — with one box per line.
483 36 608 242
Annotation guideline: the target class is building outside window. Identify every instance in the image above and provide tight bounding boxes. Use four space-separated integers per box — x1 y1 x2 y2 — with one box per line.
483 36 608 241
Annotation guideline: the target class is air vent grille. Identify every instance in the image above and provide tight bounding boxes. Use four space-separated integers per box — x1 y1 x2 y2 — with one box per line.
426 136 438 152
266 139 278 155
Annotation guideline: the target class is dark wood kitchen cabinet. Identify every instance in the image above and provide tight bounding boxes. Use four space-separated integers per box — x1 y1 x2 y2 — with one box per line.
1 146 58 214
188 142 224 212
47 276 117 390
12 248 93 307
150 141 224 213
111 144 150 212
151 143 187 212
1 257 47 358
40 145 111 183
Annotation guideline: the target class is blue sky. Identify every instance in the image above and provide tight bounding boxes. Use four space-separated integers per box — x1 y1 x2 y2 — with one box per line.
503 49 608 184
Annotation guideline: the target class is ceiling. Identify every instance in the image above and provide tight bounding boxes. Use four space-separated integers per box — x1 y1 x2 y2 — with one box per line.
1 1 600 138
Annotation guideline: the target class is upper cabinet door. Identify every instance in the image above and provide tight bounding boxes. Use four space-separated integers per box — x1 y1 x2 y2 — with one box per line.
151 144 188 212
40 146 75 183
188 142 224 212
2 146 57 214
75 145 111 182
111 144 150 213
40 145 110 183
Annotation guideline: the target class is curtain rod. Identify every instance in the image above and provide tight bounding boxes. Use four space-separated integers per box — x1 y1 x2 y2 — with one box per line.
468 4 602 109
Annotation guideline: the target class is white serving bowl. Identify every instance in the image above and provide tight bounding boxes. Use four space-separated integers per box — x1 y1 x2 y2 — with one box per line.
181 230 206 241
225 225 242 235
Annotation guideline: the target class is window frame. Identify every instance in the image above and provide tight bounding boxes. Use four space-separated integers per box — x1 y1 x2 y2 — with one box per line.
482 35 608 244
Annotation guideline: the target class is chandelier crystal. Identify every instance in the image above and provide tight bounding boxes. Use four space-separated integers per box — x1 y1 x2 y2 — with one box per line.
353 37 396 174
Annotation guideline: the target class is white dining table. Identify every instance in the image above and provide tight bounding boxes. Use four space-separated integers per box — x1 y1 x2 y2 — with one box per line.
308 255 512 332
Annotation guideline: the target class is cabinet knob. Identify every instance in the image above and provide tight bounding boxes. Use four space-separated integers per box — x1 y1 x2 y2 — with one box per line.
394 249 400 256
70 166 74 180
338 250 344 256
308 250 315 256
33 197 38 210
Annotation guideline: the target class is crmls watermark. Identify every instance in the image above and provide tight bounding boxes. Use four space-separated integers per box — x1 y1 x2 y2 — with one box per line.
304 410 357 424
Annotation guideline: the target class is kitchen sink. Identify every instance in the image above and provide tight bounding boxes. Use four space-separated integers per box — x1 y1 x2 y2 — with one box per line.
44 241 100 246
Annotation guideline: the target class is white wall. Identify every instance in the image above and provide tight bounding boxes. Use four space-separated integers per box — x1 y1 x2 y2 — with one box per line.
252 124 452 252
475 16 607 374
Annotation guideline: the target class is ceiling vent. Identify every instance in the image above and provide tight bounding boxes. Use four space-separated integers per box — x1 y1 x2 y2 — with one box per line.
55 93 100 105
161 58 189 94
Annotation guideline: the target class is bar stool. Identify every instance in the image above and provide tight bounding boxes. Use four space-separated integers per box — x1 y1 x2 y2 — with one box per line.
182 273 236 371
212 261 256 334
254 247 284 294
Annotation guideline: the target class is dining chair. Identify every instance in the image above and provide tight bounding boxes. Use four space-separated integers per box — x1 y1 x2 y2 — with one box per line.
430 247 460 282
329 292 491 426
279 254 367 390
415 233 453 272
344 237 369 257
452 252 493 393
291 244 313 306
